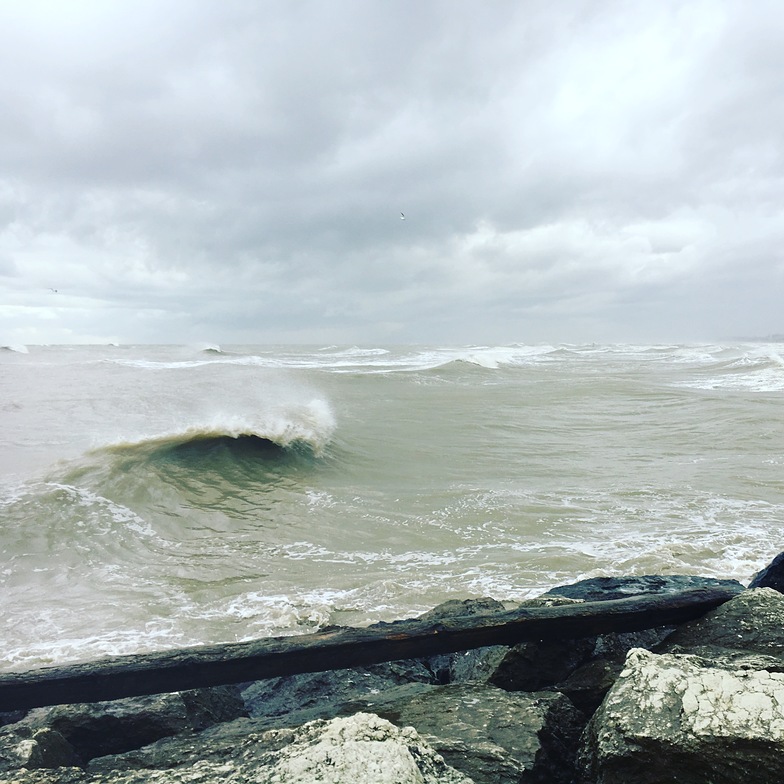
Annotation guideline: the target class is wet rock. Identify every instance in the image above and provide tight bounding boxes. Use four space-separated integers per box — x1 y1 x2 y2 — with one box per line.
6 713 472 783
421 597 512 684
487 595 673 696
241 660 435 725
0 726 80 773
656 587 784 659
578 648 784 783
489 636 597 692
353 681 584 784
749 551 784 593
10 686 246 764
548 658 625 716
241 596 511 724
543 574 744 602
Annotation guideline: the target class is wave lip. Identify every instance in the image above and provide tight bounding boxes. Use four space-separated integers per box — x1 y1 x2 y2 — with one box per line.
101 399 336 457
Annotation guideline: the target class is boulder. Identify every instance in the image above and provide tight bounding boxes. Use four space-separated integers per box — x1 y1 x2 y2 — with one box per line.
543 574 744 602
487 593 673 696
547 658 625 716
242 597 511 723
578 648 784 783
749 551 784 593
352 681 585 784
656 587 784 659
241 659 436 726
0 727 80 774
421 597 511 684
261 712 473 784
1 686 246 765
6 713 472 784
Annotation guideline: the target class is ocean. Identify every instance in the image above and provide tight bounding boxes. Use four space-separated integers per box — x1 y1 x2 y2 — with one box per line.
1 342 783 673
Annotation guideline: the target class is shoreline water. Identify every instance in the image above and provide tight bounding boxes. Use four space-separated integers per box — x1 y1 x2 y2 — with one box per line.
2 342 783 671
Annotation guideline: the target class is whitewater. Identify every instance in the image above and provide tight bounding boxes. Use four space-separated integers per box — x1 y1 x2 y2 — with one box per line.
1 342 783 671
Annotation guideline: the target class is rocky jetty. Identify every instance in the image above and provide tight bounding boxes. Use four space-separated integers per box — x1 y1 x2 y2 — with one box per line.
2 558 784 783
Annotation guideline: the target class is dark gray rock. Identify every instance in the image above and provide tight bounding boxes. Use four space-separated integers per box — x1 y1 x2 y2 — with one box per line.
16 729 81 770
0 725 80 773
489 637 597 692
420 597 512 685
544 574 744 602
656 586 784 659
9 686 246 764
241 597 513 724
353 682 585 784
241 660 436 725
486 595 674 697
548 658 625 716
749 551 784 593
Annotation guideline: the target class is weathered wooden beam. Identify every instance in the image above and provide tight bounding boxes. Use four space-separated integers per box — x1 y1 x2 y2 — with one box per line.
0 585 742 711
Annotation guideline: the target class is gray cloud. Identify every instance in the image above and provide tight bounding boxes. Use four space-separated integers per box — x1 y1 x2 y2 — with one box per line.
1 0 783 345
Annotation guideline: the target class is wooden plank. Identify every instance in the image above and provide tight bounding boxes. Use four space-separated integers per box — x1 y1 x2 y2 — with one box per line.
0 585 742 711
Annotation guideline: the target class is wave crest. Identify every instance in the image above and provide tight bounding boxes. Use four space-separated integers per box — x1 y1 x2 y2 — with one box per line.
101 398 336 457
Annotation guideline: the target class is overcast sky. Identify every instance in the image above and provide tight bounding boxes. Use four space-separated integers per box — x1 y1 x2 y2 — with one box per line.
1 0 783 345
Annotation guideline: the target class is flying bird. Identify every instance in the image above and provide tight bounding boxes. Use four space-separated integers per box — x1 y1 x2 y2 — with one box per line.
400 212 406 220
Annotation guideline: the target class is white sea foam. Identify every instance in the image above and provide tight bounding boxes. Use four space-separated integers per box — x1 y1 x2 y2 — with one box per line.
676 346 784 391
101 398 336 455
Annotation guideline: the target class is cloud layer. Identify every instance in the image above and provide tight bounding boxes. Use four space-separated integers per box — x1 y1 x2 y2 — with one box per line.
1 0 783 345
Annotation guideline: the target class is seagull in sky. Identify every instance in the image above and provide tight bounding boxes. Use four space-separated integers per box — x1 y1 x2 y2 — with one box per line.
400 212 406 220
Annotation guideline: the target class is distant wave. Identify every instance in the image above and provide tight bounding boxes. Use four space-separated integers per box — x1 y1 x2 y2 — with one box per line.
673 345 784 392
1 344 28 354
99 399 336 458
95 342 784 380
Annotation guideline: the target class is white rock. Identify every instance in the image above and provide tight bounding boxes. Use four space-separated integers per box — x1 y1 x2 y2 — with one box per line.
268 713 473 784
579 647 784 783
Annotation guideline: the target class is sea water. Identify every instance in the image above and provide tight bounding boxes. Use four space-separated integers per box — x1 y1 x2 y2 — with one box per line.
1 342 783 671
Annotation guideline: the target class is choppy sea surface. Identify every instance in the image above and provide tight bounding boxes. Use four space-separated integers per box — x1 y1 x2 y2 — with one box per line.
1 342 783 672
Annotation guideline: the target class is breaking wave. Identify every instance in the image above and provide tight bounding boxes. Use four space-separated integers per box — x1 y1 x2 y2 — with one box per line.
99 399 336 458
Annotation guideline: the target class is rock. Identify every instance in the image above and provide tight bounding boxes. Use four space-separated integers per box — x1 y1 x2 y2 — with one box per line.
543 574 744 602
241 597 513 724
487 595 673 695
578 648 784 783
480 595 589 693
483 577 738 706
241 660 436 725
0 711 26 728
418 597 509 620
656 587 784 659
7 686 246 764
489 637 597 692
352 681 584 784
0 727 80 772
548 659 625 716
6 713 472 783
420 597 512 684
263 712 473 784
749 552 784 592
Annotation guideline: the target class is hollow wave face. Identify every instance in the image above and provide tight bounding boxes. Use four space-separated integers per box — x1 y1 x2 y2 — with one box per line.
55 398 338 526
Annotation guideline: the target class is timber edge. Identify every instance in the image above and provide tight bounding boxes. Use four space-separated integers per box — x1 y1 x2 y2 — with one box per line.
0 584 742 712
